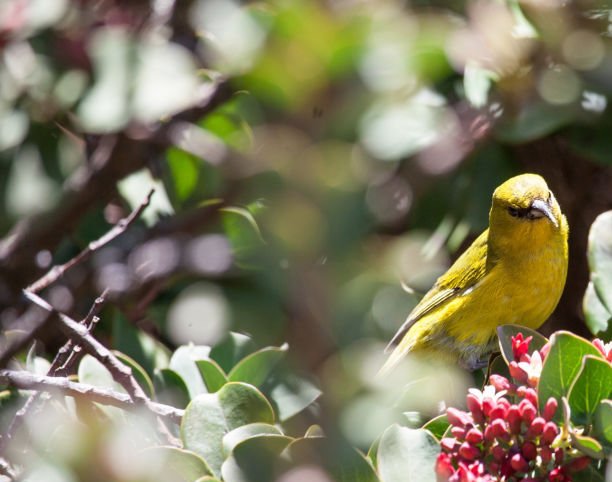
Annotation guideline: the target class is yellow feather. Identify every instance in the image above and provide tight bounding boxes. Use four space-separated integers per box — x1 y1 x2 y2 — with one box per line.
381 173 569 374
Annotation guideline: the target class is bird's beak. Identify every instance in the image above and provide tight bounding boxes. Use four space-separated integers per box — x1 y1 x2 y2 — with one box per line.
530 199 558 227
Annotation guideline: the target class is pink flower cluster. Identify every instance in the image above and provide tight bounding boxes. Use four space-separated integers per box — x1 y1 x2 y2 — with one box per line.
435 334 593 482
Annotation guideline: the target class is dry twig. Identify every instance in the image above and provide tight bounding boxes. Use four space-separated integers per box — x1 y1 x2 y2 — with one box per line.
0 369 184 423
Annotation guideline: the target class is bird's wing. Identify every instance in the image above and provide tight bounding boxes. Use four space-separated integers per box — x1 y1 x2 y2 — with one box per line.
385 229 490 352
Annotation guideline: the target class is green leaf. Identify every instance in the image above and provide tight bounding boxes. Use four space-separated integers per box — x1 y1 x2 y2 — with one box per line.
222 423 283 455
463 63 497 108
264 372 322 422
538 332 602 418
221 206 265 261
195 478 223 482
421 414 450 441
181 382 275 476
568 355 612 425
210 332 256 373
571 433 605 459
588 211 612 314
228 345 288 387
593 400 612 446
494 100 576 144
377 425 438 482
154 368 191 409
196 359 228 393
221 434 293 482
583 281 612 337
113 351 154 398
141 446 212 481
167 147 200 202
287 437 379 482
497 324 548 364
170 345 212 399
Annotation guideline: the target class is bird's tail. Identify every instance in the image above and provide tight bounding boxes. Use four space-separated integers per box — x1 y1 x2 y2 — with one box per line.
377 343 410 377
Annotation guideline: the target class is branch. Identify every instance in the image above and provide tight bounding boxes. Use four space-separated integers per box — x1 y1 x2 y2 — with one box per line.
0 369 184 423
22 290 151 406
0 291 107 456
27 191 155 293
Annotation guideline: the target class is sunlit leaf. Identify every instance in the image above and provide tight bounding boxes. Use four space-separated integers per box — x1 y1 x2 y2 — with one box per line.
181 382 275 476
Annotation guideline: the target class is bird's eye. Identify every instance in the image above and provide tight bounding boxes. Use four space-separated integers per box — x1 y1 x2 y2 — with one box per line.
508 207 520 217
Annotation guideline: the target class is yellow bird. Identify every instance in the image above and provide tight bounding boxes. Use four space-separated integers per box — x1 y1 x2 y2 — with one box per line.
381 173 568 373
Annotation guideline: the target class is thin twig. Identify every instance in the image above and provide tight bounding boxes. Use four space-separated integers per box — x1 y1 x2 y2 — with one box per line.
0 369 183 423
0 291 110 456
22 290 150 406
21 290 180 444
27 190 155 294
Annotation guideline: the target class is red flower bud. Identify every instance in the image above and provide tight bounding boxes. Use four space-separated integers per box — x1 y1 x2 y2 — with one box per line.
542 422 559 444
489 374 511 391
507 406 522 434
540 446 552 464
521 441 537 461
491 444 505 462
511 333 532 359
518 399 537 424
548 467 567 482
566 455 591 473
510 453 529 473
525 417 545 438
466 393 485 424
465 428 483 445
554 448 564 464
451 426 465 439
458 441 480 461
441 437 457 452
447 407 471 428
543 397 558 421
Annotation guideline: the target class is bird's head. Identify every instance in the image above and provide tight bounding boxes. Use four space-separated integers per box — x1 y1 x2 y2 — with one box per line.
488 173 567 255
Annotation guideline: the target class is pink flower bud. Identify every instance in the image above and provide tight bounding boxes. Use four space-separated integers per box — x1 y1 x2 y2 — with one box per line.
435 453 454 479
517 386 538 406
458 441 480 461
489 374 511 391
566 455 591 473
484 419 509 442
543 397 558 421
451 426 465 439
509 361 528 383
466 393 485 424
507 406 522 434
541 422 559 444
489 405 508 420
510 453 529 473
482 398 495 418
441 437 457 452
525 417 545 438
539 342 551 360
521 441 537 461
465 428 483 445
447 407 471 428
518 399 537 424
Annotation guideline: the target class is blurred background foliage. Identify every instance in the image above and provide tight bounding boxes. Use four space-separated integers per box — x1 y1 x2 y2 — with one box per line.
1 0 612 479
